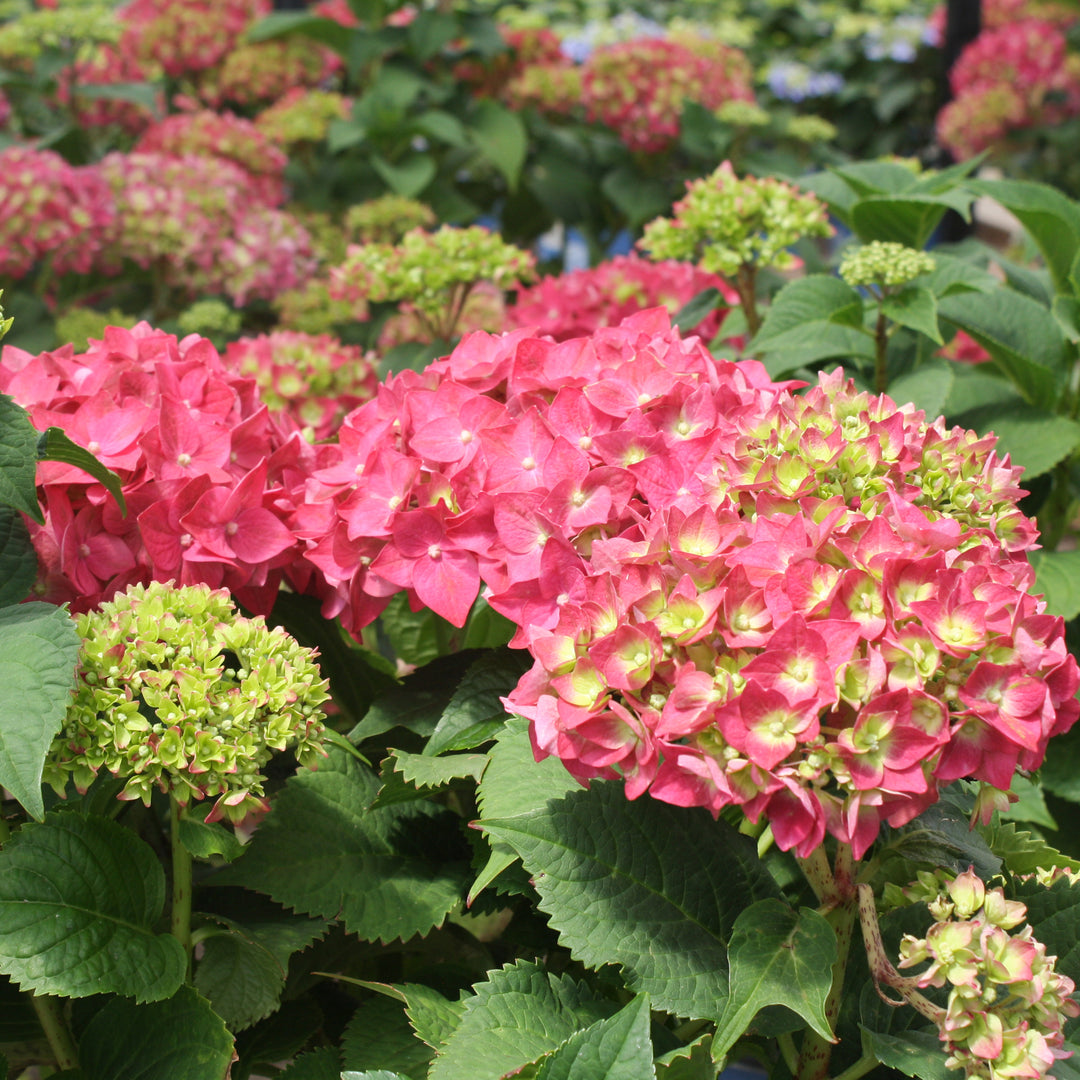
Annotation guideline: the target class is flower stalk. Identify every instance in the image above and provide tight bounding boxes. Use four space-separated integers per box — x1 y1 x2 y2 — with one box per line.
170 796 193 977
29 991 79 1072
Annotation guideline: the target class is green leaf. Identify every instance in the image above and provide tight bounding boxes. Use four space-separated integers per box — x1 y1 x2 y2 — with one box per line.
471 716 579 901
991 250 1054 307
341 995 435 1079
1005 774 1058 831
1054 296 1080 343
407 10 458 60
654 1035 719 1080
193 928 285 1031
938 288 1069 409
0 505 37 606
343 1073 412 1080
673 288 724 334
711 901 835 1063
797 169 861 227
0 812 186 1001
981 820 1079 875
178 818 246 862
348 656 459 744
1029 548 1080 620
601 167 671 229
428 960 618 1080
850 194 971 249
830 161 921 196
966 178 1080 295
278 1047 342 1079
882 792 1001 881
328 117 368 153
221 748 469 943
78 986 234 1080
234 997 323 1079
950 403 1080 479
459 597 515 650
37 427 126 516
922 252 999 298
425 649 529 756
371 153 436 198
389 749 487 788
0 394 43 522
533 993 653 1080
1039 726 1080 804
412 108 467 148
379 590 457 666
1013 875 1080 985
753 275 866 343
469 100 527 190
73 81 160 116
882 286 942 344
0 601 80 819
482 781 781 1021
886 358 952 418
245 12 354 55
861 1027 951 1080
943 367 1019 416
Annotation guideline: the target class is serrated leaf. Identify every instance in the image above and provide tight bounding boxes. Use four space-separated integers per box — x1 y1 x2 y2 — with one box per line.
0 504 37 606
245 11 353 54
992 250 1054 307
753 276 866 344
342 1073 412 1080
882 286 942 344
194 928 285 1031
78 986 234 1080
0 394 43 522
278 1046 342 1079
943 368 1018 416
1006 774 1058 830
938 289 1068 409
1013 876 1080 984
469 99 527 190
0 602 80 820
922 252 999 298
981 820 1079 875
472 716 580 901
341 995 435 1079
389 749 487 788
655 1035 719 1080
429 960 618 1080
372 153 436 198
861 1027 951 1080
949 403 1080 479
482 781 781 1021
674 288 724 334
234 996 323 1079
178 818 246 862
1029 548 1080 621
712 901 835 1063
425 649 529 756
883 792 1001 880
533 993 653 1080
831 161 921 196
850 194 971 249
220 749 469 942
887 358 952 418
1054 296 1080 343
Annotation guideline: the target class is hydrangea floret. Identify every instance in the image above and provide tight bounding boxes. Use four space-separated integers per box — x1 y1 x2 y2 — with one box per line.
45 582 329 824
860 869 1079 1080
840 241 937 290
330 225 535 342
344 196 437 245
196 37 340 109
0 3 118 60
176 298 242 348
255 88 350 148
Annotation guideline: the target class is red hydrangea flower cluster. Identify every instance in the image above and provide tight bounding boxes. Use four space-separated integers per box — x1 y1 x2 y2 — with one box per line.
0 146 114 280
120 0 271 77
55 44 162 136
455 25 567 99
581 38 754 153
0 323 312 616
288 309 1076 860
937 20 1080 158
196 38 342 110
310 0 359 26
927 0 1076 43
506 254 740 343
503 62 583 117
134 110 288 207
97 151 314 306
222 331 379 442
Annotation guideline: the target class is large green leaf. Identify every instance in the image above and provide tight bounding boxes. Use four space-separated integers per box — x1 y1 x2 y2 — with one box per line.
654 1036 719 1080
921 252 999 299
981 820 1079 875
937 290 1069 409
482 781 781 1021
371 153 436 198
341 995 435 1079
861 1027 951 1080
425 648 529 755
850 194 971 249
1029 549 1080 621
471 716 580 900
881 791 1000 881
278 1047 342 1080
882 286 942 344
36 427 126 516
78 986 234 1080
601 167 671 229
0 812 186 1001
711 901 835 1063
0 394 42 522
948 403 1080 479
245 11 354 54
178 818 246 863
0 601 81 819
533 993 654 1080
1013 875 1080 985
0 505 37 606
388 749 487 788
830 161 921 197
428 961 618 1080
469 100 527 190
193 929 285 1031
886 358 952 419
966 178 1080 296
221 749 469 942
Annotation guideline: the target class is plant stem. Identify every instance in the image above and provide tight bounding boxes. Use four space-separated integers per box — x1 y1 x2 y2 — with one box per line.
796 846 839 906
736 263 761 338
874 302 889 395
169 796 193 977
777 1031 800 1074
29 991 78 1071
829 1052 880 1080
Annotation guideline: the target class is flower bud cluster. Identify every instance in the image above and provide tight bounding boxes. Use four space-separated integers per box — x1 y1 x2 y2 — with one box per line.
455 25 566 100
0 3 118 60
197 38 340 109
580 37 754 153
255 88 351 148
176 299 242 347
640 162 833 278
840 242 936 290
504 62 583 116
0 146 114 280
786 115 839 145
223 331 378 442
506 253 741 344
135 110 288 207
897 868 1079 1080
54 305 132 351
273 277 368 336
46 582 329 823
344 196 436 246
936 20 1080 159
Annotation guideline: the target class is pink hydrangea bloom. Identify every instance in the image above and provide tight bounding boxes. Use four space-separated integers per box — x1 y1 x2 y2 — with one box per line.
195 38 342 110
55 45 162 136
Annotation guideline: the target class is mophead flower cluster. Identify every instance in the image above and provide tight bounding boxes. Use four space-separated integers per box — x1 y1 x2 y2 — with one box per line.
45 582 328 823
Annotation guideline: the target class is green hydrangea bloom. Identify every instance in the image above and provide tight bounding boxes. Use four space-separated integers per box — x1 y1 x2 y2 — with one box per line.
716 100 771 127
840 241 936 290
45 582 330 823
639 161 833 278
345 196 437 246
177 299 242 347
0 4 118 59
55 306 133 352
786 115 837 144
